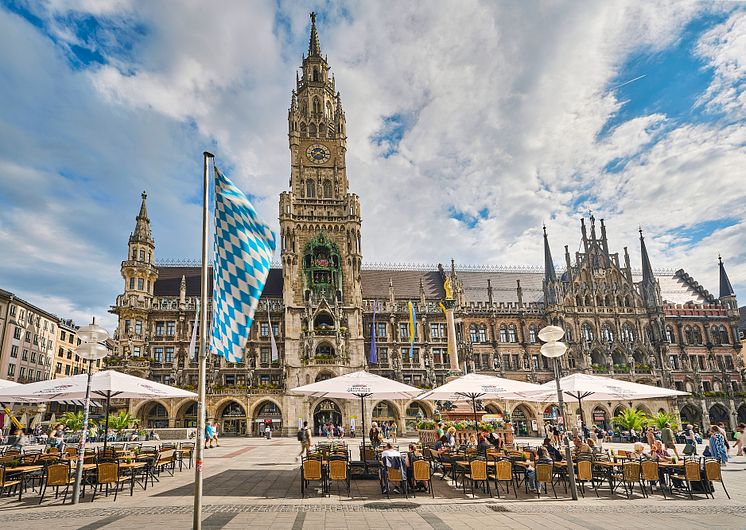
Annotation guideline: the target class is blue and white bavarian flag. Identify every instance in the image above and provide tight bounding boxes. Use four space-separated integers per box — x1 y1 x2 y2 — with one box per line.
211 167 276 363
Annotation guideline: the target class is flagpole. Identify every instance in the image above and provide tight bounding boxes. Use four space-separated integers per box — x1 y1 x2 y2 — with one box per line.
193 151 213 530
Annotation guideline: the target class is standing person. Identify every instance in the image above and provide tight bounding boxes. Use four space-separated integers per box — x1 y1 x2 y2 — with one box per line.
297 420 312 462
683 424 697 456
733 424 744 456
708 425 729 465
390 421 398 444
381 422 388 440
646 426 656 450
265 424 272 440
717 422 730 453
552 426 561 447
436 422 445 440
660 422 679 458
204 422 214 449
369 422 382 449
50 424 65 451
212 421 221 447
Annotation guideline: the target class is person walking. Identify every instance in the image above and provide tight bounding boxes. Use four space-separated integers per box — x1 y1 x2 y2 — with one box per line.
369 422 382 449
204 422 214 449
660 422 679 458
708 425 729 465
733 424 744 456
646 426 656 450
212 421 221 447
297 421 312 461
389 421 398 444
683 424 697 456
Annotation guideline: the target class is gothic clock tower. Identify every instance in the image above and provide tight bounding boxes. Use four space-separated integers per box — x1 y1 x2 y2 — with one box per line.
280 13 365 400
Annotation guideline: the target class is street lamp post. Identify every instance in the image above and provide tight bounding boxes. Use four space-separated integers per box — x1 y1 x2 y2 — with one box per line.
539 325 578 501
72 319 110 505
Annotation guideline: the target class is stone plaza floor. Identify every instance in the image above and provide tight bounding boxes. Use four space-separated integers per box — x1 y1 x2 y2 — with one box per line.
1 436 744 529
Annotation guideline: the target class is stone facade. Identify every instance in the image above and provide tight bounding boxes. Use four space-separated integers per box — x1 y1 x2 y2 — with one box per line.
0 289 56 384
110 14 745 437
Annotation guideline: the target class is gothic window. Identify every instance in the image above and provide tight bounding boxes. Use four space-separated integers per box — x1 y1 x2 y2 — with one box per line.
684 326 693 345
312 67 319 82
508 325 517 343
602 324 614 343
306 180 316 198
323 179 332 198
300 122 307 136
582 323 594 342
711 326 721 345
692 326 703 345
309 123 317 137
720 326 730 344
576 295 583 306
585 295 593 306
478 325 487 343
137 278 144 290
313 97 321 114
565 327 573 342
469 325 478 343
325 101 332 119
139 249 145 261
621 323 635 343
528 326 537 343
666 326 675 343
319 122 325 137
499 325 507 343
129 278 135 290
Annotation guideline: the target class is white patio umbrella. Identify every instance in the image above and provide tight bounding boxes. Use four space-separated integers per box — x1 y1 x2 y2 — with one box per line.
290 370 421 473
0 370 197 450
418 373 544 426
521 373 688 426
0 378 20 389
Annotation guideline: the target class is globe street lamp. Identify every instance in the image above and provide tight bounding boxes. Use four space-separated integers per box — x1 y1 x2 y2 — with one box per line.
71 320 110 505
539 325 578 501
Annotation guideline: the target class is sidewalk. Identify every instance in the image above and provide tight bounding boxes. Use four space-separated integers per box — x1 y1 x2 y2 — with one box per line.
2 436 743 529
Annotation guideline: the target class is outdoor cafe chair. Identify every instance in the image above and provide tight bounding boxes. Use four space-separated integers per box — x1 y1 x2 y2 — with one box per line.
490 457 517 499
64 447 77 458
0 464 21 498
575 456 598 498
381 455 408 499
46 447 60 455
411 459 434 498
300 455 326 498
4 449 20 458
670 459 709 499
535 461 557 499
39 462 75 504
640 460 666 498
91 462 130 502
620 461 646 499
462 458 491 498
327 454 351 498
176 442 195 471
704 458 730 500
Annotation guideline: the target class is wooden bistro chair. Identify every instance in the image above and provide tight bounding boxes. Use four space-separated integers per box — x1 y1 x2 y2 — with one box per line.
412 459 434 498
535 462 557 499
620 461 646 499
576 457 598 498
704 459 730 500
64 447 78 459
640 460 665 498
462 458 491 498
0 465 21 498
177 442 195 471
382 456 408 499
670 459 709 500
300 455 326 498
327 454 351 498
490 458 517 499
39 462 75 504
91 462 130 502
46 447 60 455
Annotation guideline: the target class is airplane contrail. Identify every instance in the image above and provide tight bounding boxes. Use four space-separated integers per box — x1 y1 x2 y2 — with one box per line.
612 74 646 90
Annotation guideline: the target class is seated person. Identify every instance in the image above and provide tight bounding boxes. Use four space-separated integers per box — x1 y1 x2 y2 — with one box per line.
587 438 601 454
381 443 404 493
650 440 671 462
542 437 564 461
525 446 553 493
477 433 491 454
445 427 456 448
632 442 649 460
467 433 478 448
573 436 592 457
433 434 449 454
488 431 503 449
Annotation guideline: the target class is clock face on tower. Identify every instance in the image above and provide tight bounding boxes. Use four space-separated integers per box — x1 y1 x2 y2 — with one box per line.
306 144 331 164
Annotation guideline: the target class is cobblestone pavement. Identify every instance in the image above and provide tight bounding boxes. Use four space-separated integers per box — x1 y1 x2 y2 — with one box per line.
2 437 744 529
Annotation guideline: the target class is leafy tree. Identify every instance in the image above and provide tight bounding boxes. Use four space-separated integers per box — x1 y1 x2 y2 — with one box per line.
612 408 647 431
59 411 96 431
648 411 679 430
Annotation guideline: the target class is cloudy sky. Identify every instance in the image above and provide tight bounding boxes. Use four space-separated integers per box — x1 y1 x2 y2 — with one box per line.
0 0 744 331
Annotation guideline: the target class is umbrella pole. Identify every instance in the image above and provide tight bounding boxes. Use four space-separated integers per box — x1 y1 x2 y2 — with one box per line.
103 393 111 453
553 358 578 500
472 397 479 431
72 359 93 504
577 396 584 435
360 395 368 476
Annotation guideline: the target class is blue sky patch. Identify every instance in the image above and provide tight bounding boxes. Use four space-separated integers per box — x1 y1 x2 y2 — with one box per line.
449 206 489 229
667 217 740 247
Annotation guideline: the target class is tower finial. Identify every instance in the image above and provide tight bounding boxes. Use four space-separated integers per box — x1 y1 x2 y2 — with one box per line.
718 254 735 298
308 11 321 56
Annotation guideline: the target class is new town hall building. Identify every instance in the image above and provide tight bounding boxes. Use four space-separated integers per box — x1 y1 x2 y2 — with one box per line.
110 15 745 437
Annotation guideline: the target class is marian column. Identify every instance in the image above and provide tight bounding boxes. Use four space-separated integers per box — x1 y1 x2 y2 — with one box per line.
444 278 460 373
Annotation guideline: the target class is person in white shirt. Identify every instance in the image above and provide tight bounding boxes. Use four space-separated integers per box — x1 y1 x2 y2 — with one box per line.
381 443 400 459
